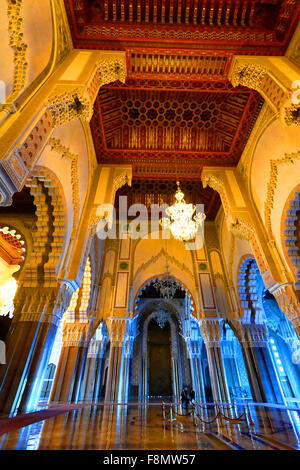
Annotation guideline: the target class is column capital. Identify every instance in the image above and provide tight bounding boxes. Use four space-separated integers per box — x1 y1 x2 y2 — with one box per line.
13 281 75 326
87 339 101 358
199 318 223 346
106 316 128 345
231 319 268 347
62 321 90 347
229 56 300 127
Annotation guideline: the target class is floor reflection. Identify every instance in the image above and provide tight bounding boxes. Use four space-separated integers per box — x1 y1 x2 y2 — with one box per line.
0 403 300 450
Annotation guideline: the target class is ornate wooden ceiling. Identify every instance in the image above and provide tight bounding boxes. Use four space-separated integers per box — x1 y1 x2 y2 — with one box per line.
115 179 221 220
65 1 300 53
91 80 263 175
64 1 299 217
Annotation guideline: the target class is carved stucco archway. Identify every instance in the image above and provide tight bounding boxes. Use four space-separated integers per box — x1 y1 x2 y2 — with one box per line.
133 274 197 319
24 165 67 285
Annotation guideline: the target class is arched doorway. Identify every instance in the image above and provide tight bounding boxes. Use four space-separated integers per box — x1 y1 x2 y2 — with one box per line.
237 255 300 404
128 277 209 403
148 318 172 398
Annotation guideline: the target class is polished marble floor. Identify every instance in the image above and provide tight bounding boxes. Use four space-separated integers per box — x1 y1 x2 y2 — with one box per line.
0 403 300 450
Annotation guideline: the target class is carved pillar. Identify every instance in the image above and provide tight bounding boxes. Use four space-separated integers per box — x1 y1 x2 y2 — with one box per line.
186 339 206 403
105 318 127 402
120 336 134 402
92 337 109 401
229 56 300 126
221 337 245 399
199 319 230 403
50 321 90 404
79 338 101 401
232 319 285 404
0 282 73 414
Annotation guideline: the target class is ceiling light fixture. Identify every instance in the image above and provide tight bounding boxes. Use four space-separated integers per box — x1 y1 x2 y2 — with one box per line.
161 181 206 241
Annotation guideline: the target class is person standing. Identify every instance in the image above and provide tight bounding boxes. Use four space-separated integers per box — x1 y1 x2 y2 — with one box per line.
190 387 195 406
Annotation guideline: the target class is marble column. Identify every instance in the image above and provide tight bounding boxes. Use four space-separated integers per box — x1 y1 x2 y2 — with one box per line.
0 283 72 415
92 338 109 401
81 337 108 402
119 336 133 402
50 322 89 403
232 320 285 404
104 318 128 402
200 319 230 403
104 341 125 402
79 339 101 401
186 339 206 402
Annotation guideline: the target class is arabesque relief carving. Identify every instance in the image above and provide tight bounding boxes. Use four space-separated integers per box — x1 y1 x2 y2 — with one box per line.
264 151 300 236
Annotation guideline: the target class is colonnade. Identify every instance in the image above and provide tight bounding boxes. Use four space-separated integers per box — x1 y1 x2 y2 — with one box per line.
0 32 299 418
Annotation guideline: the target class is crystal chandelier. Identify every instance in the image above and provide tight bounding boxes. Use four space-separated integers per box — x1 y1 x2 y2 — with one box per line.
161 181 206 241
153 256 182 300
153 274 181 300
153 309 171 329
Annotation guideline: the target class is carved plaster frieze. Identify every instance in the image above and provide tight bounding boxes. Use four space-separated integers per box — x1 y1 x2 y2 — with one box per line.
230 64 268 91
272 283 300 327
48 138 80 238
6 0 28 102
62 321 89 347
13 282 73 326
264 151 300 236
284 103 300 126
24 166 67 285
47 89 91 127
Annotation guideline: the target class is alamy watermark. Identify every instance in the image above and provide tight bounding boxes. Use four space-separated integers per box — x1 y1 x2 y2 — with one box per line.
95 196 205 251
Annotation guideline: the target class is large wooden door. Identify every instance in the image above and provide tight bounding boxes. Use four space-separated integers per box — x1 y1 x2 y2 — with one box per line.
148 319 172 397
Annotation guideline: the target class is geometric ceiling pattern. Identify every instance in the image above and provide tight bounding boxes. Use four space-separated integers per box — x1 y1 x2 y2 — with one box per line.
65 1 300 55
96 88 260 153
91 84 263 170
115 179 221 221
64 0 300 216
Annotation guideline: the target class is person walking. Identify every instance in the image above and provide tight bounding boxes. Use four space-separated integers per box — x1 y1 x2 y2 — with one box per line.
181 386 190 414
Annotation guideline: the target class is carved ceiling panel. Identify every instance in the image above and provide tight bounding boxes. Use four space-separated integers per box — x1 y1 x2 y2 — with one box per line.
65 0 300 53
115 179 221 220
90 81 263 169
